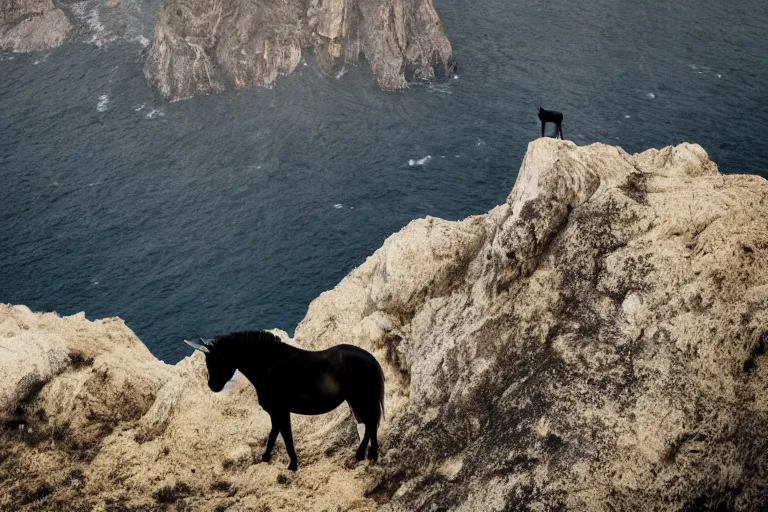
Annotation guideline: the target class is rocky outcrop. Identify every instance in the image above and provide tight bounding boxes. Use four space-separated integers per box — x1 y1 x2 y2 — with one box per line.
3 139 768 511
0 0 154 52
0 0 72 52
143 0 455 100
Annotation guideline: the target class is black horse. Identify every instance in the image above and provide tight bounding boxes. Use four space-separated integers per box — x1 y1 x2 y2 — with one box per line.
185 331 384 471
538 107 564 139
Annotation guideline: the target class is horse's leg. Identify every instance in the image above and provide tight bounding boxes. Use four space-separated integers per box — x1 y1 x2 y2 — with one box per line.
355 423 372 461
262 414 280 463
278 412 298 471
347 400 372 461
541 121 545 138
366 420 379 462
557 122 564 139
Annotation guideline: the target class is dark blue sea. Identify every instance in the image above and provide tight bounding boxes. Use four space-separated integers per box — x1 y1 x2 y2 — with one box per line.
2 0 767 363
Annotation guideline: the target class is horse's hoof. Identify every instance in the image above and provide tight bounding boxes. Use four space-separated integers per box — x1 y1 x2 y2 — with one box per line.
355 451 366 462
287 462 298 472
261 453 271 463
367 452 378 463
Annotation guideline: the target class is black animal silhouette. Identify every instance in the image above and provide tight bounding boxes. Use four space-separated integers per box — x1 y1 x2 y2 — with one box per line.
185 331 384 471
538 107 564 139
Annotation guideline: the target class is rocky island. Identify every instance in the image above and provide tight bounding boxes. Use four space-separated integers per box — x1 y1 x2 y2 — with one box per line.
2 139 767 510
0 0 72 52
143 0 456 100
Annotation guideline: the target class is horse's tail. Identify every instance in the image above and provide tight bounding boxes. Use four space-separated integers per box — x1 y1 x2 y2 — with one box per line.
376 359 385 424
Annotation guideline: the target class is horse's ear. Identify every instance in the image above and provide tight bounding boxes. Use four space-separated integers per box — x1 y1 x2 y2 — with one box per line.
184 339 210 354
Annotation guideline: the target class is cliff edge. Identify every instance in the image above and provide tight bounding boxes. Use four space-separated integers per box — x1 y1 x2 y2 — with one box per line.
142 0 456 100
2 139 768 511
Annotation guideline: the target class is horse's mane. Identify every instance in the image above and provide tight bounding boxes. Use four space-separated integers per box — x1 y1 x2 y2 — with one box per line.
211 330 284 351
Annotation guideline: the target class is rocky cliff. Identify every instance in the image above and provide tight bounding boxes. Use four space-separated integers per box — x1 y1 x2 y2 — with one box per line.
3 139 768 511
142 0 455 100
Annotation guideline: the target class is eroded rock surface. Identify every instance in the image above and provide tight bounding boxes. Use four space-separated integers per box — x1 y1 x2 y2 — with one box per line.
2 139 768 510
0 0 156 52
0 0 72 52
143 0 455 100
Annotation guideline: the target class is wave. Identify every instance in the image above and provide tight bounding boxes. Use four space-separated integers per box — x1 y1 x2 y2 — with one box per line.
97 94 109 112
408 155 432 167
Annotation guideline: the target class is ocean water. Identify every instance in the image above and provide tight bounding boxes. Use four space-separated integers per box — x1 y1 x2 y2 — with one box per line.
1 0 767 363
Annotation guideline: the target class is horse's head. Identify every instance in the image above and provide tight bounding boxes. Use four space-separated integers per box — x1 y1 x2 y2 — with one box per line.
184 338 236 392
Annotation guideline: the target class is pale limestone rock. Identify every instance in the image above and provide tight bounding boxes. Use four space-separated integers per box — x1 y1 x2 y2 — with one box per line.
295 138 768 510
0 0 72 52
0 0 153 52
144 0 305 100
2 139 768 510
143 0 456 100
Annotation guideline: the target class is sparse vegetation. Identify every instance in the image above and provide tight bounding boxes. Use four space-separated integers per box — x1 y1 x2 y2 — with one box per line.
153 481 192 503
211 479 231 492
69 352 95 368
20 483 53 505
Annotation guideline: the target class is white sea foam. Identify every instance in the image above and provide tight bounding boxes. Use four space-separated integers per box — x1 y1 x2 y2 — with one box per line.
71 4 115 47
624 115 632 119
427 83 452 95
146 109 165 119
86 9 108 46
97 94 109 112
134 104 145 112
647 92 656 99
690 64 712 72
133 35 150 48
408 155 432 166
333 204 343 209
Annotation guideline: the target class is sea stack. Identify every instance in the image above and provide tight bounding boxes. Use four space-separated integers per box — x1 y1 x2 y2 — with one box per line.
143 0 456 101
0 0 72 52
2 139 767 510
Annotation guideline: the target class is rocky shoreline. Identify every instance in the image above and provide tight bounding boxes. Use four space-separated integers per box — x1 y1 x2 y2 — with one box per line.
1 0 456 99
2 139 768 510
0 0 155 53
